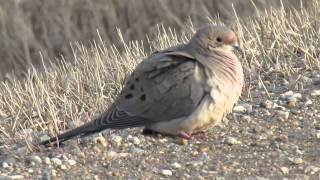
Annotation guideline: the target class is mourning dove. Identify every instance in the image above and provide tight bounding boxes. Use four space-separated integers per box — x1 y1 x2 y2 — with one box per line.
41 24 244 145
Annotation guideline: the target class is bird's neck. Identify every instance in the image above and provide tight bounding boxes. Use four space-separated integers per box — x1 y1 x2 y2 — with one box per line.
193 47 243 87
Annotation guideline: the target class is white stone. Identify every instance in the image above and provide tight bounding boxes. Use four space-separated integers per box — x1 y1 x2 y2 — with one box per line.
67 159 76 166
280 166 289 175
171 162 182 169
51 158 62 166
223 137 241 145
2 162 9 169
275 110 289 120
311 90 320 96
304 165 319 174
111 135 122 146
233 105 247 113
132 137 141 145
161 169 173 176
288 157 303 165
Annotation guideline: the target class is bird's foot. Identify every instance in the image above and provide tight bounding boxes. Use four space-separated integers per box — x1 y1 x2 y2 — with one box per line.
191 131 207 139
179 131 207 140
178 131 192 139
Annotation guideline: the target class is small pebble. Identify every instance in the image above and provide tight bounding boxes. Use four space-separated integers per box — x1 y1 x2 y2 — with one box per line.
2 157 16 165
51 158 62 166
282 91 302 101
67 159 76 166
0 175 24 180
26 155 42 165
199 146 210 153
287 100 296 108
132 137 141 145
44 157 51 165
28 168 34 173
280 91 294 99
275 134 288 143
2 162 9 169
42 170 51 180
274 105 286 111
159 138 168 143
244 104 253 113
111 135 122 146
179 138 188 145
275 110 289 121
242 115 251 123
160 169 173 176
129 147 145 154
243 176 267 180
106 151 129 158
288 157 304 165
233 105 247 113
107 151 118 158
60 164 67 170
304 99 313 106
93 136 107 147
310 90 320 96
291 145 303 155
304 165 319 174
187 161 204 167
38 133 50 142
15 147 28 156
171 162 182 169
112 171 120 176
313 130 320 139
215 176 225 180
261 100 274 109
51 169 57 177
126 135 133 140
197 154 210 162
280 166 289 175
223 137 241 145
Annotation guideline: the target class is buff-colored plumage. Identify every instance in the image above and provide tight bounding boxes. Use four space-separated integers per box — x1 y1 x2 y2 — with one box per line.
41 24 244 145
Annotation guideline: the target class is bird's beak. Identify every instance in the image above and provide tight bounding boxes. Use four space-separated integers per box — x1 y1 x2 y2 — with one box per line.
232 45 244 58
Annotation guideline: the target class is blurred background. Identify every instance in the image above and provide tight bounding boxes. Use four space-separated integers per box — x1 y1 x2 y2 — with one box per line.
0 0 307 80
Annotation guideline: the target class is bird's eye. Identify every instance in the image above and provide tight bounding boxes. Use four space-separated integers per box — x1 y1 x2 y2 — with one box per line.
216 37 222 42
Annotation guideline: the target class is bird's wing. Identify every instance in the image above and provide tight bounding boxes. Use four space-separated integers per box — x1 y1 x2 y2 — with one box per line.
114 46 206 123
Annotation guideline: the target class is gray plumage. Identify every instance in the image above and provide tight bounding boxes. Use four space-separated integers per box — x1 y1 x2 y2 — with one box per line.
41 24 244 146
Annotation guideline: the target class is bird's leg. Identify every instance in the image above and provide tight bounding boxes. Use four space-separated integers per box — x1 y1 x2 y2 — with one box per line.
179 131 207 140
178 131 192 139
190 131 207 139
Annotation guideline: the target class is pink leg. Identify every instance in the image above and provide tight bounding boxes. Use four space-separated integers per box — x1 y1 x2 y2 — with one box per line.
191 131 207 139
179 131 192 139
179 131 207 140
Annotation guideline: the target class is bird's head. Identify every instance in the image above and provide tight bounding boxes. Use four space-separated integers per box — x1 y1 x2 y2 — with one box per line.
190 25 243 55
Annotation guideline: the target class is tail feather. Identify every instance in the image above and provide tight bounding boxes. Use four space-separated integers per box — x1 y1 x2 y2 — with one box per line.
40 120 100 146
40 108 149 146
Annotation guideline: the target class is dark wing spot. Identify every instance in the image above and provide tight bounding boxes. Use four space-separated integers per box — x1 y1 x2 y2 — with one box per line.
135 77 140 82
125 93 134 99
140 87 144 92
140 94 146 101
130 84 135 90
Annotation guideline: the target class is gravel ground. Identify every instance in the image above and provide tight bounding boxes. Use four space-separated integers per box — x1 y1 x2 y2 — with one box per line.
1 73 320 179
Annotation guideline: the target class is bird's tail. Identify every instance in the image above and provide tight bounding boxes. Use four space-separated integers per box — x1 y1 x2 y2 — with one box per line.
40 119 103 146
40 108 148 146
